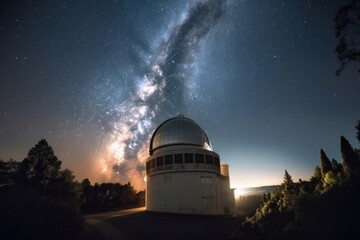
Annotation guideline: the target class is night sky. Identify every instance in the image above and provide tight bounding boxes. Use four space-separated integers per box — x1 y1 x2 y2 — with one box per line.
1 0 359 190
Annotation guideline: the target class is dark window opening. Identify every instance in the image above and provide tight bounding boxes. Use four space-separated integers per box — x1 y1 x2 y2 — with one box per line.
157 156 164 166
195 154 204 163
185 153 194 163
206 155 213 164
174 154 183 164
165 155 173 165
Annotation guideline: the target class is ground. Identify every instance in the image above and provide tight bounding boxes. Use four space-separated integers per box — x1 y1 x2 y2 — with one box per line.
82 207 244 240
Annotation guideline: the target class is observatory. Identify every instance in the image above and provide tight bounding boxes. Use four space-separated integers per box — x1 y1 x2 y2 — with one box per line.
145 115 235 215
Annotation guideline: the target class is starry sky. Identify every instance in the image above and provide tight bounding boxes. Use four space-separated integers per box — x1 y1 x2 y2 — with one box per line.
1 0 359 190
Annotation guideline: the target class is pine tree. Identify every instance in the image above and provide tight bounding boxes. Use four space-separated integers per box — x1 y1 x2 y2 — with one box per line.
356 120 360 144
16 139 61 187
283 170 293 185
320 149 332 177
341 136 360 176
282 170 296 209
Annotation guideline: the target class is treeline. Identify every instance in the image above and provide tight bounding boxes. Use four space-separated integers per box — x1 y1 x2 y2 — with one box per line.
0 139 144 239
81 179 145 213
240 120 360 239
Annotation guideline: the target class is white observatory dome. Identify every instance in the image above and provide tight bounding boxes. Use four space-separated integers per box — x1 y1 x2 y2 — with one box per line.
146 115 235 215
149 115 212 154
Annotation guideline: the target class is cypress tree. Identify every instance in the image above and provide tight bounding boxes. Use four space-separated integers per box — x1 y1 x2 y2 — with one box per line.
320 149 332 177
282 170 296 208
341 136 360 176
284 169 293 185
356 120 360 144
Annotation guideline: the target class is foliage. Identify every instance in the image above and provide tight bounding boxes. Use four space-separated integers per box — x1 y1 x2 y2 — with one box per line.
0 139 83 239
80 179 145 213
0 185 83 240
320 149 332 177
356 120 360 143
341 136 360 176
334 0 360 75
236 194 265 217
0 159 20 186
15 139 62 187
242 119 360 239
0 139 146 238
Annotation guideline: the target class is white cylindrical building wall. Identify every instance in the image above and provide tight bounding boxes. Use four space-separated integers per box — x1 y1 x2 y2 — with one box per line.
147 172 219 215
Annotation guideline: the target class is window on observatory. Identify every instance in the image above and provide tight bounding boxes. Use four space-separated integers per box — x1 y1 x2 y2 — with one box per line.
214 157 220 166
164 155 173 165
206 155 213 164
185 153 194 163
156 156 164 166
174 154 183 164
146 161 150 171
195 154 204 163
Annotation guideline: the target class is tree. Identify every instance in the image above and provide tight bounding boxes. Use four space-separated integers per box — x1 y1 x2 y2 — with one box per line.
320 149 332 177
341 136 360 176
0 139 83 239
335 0 360 75
356 119 360 144
136 190 146 206
282 170 297 209
331 159 343 174
310 166 322 183
0 159 20 185
283 170 293 185
242 120 360 239
16 139 61 187
50 169 82 203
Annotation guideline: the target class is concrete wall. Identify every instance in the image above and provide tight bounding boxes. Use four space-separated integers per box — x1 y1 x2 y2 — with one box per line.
147 172 218 215
147 171 235 215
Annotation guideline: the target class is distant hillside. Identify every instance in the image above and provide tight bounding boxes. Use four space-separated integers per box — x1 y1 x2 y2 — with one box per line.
235 185 280 217
242 185 280 196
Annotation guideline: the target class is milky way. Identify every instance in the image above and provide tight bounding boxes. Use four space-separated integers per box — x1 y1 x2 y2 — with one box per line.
2 0 360 190
96 0 226 189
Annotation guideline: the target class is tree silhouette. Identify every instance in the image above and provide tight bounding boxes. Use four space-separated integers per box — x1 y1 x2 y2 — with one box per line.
0 159 20 185
242 120 360 239
1 139 83 240
16 139 61 187
283 169 293 185
282 170 297 209
320 149 332 177
335 0 360 75
356 120 360 143
341 136 360 176
80 180 144 212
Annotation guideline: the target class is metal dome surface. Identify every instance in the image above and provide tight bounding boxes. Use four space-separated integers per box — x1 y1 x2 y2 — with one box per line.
150 115 212 154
